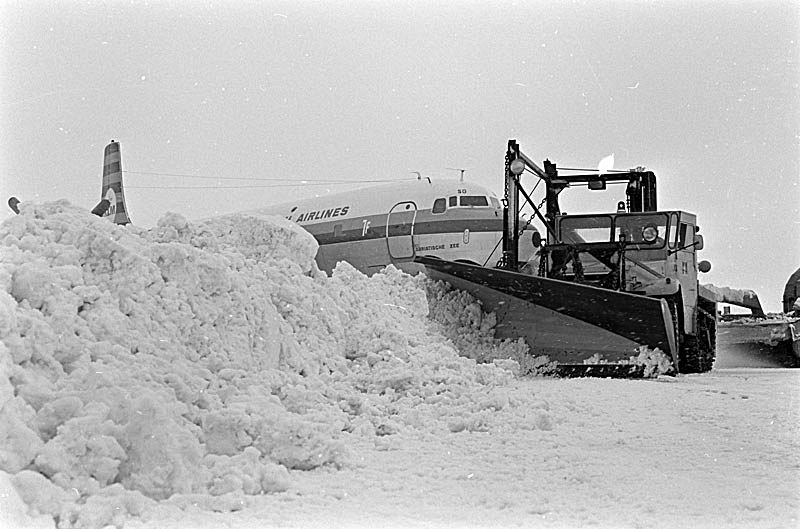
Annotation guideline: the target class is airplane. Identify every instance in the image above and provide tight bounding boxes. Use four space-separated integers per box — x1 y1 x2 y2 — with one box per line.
246 176 542 275
8 140 540 275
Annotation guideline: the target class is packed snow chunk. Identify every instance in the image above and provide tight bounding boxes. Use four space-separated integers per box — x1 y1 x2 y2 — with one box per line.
201 410 255 457
10 470 75 517
64 484 155 529
10 260 57 310
253 413 348 471
204 447 290 495
0 289 18 338
0 471 56 529
0 396 44 473
118 393 204 500
34 408 126 492
447 411 493 433
0 344 15 410
629 346 674 378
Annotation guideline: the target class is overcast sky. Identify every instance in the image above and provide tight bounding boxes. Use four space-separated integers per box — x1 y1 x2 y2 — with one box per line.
1 0 798 312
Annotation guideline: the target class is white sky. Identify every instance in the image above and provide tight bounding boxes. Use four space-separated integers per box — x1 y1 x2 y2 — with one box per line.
1 0 798 312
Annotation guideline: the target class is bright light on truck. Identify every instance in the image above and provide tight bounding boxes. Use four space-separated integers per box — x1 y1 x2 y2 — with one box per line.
642 225 659 242
510 159 526 175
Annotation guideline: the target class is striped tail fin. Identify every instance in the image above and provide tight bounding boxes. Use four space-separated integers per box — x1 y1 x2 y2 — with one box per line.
93 140 131 224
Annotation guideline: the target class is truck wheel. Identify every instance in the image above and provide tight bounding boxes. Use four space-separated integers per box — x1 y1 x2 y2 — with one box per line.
698 303 717 369
679 307 716 373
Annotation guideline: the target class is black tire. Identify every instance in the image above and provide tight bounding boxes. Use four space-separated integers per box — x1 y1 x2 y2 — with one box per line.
666 299 682 372
679 302 716 373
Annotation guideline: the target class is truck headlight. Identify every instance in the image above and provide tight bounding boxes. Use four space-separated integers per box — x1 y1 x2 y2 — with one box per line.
642 225 659 243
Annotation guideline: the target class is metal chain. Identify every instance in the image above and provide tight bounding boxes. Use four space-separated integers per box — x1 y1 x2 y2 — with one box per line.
517 214 533 236
537 247 548 277
503 151 510 206
572 250 584 283
518 195 548 236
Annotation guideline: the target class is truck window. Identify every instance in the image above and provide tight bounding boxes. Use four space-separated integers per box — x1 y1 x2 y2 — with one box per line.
679 223 688 247
432 198 446 214
449 196 457 207
560 216 613 243
615 214 668 247
669 213 679 248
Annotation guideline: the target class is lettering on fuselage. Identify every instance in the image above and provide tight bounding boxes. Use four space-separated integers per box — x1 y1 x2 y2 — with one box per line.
415 244 445 252
293 206 350 223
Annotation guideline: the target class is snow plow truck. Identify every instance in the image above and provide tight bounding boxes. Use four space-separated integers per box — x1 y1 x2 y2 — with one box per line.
417 140 717 376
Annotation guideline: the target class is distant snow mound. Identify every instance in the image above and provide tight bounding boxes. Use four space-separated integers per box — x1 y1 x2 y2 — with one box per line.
148 211 319 274
0 202 538 528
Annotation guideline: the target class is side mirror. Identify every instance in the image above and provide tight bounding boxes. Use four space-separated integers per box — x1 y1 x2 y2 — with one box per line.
693 234 704 251
698 260 711 273
531 231 542 248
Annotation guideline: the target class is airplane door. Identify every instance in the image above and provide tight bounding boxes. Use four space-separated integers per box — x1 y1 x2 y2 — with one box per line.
386 201 417 260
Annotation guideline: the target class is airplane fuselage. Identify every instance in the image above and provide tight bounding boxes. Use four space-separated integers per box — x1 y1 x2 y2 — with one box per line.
247 179 532 275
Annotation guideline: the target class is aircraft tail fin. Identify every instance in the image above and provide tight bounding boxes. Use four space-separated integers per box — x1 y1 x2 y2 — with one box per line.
93 140 131 224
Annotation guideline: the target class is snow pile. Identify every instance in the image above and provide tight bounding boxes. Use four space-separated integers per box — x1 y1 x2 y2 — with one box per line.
422 279 528 370
0 201 534 528
628 346 674 377
702 283 759 306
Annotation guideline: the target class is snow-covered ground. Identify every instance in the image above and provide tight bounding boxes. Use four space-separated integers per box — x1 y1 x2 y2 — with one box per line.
1 202 797 529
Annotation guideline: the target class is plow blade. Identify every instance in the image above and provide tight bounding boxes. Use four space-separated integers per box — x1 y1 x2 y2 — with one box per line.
416 256 678 372
553 363 647 378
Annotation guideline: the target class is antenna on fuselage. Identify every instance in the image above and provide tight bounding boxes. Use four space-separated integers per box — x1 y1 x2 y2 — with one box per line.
411 171 431 183
446 167 467 182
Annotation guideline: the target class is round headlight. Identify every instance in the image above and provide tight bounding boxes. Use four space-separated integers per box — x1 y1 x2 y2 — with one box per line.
642 225 659 243
510 159 526 175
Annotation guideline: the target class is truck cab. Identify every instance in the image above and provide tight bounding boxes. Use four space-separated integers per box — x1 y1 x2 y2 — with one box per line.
498 139 716 372
547 210 705 337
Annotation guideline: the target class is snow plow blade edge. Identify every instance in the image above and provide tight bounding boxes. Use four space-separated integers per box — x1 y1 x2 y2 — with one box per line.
416 256 678 372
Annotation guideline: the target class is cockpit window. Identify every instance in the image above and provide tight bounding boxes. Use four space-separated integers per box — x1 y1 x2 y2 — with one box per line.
459 195 489 207
432 198 446 214
445 195 493 209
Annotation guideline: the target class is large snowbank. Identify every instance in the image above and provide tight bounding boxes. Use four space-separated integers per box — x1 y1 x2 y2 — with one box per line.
2 202 796 529
0 201 530 528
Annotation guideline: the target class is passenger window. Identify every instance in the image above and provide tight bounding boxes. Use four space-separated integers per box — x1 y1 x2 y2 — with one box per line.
432 198 447 214
333 224 343 238
449 196 457 207
490 197 500 209
459 196 489 207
